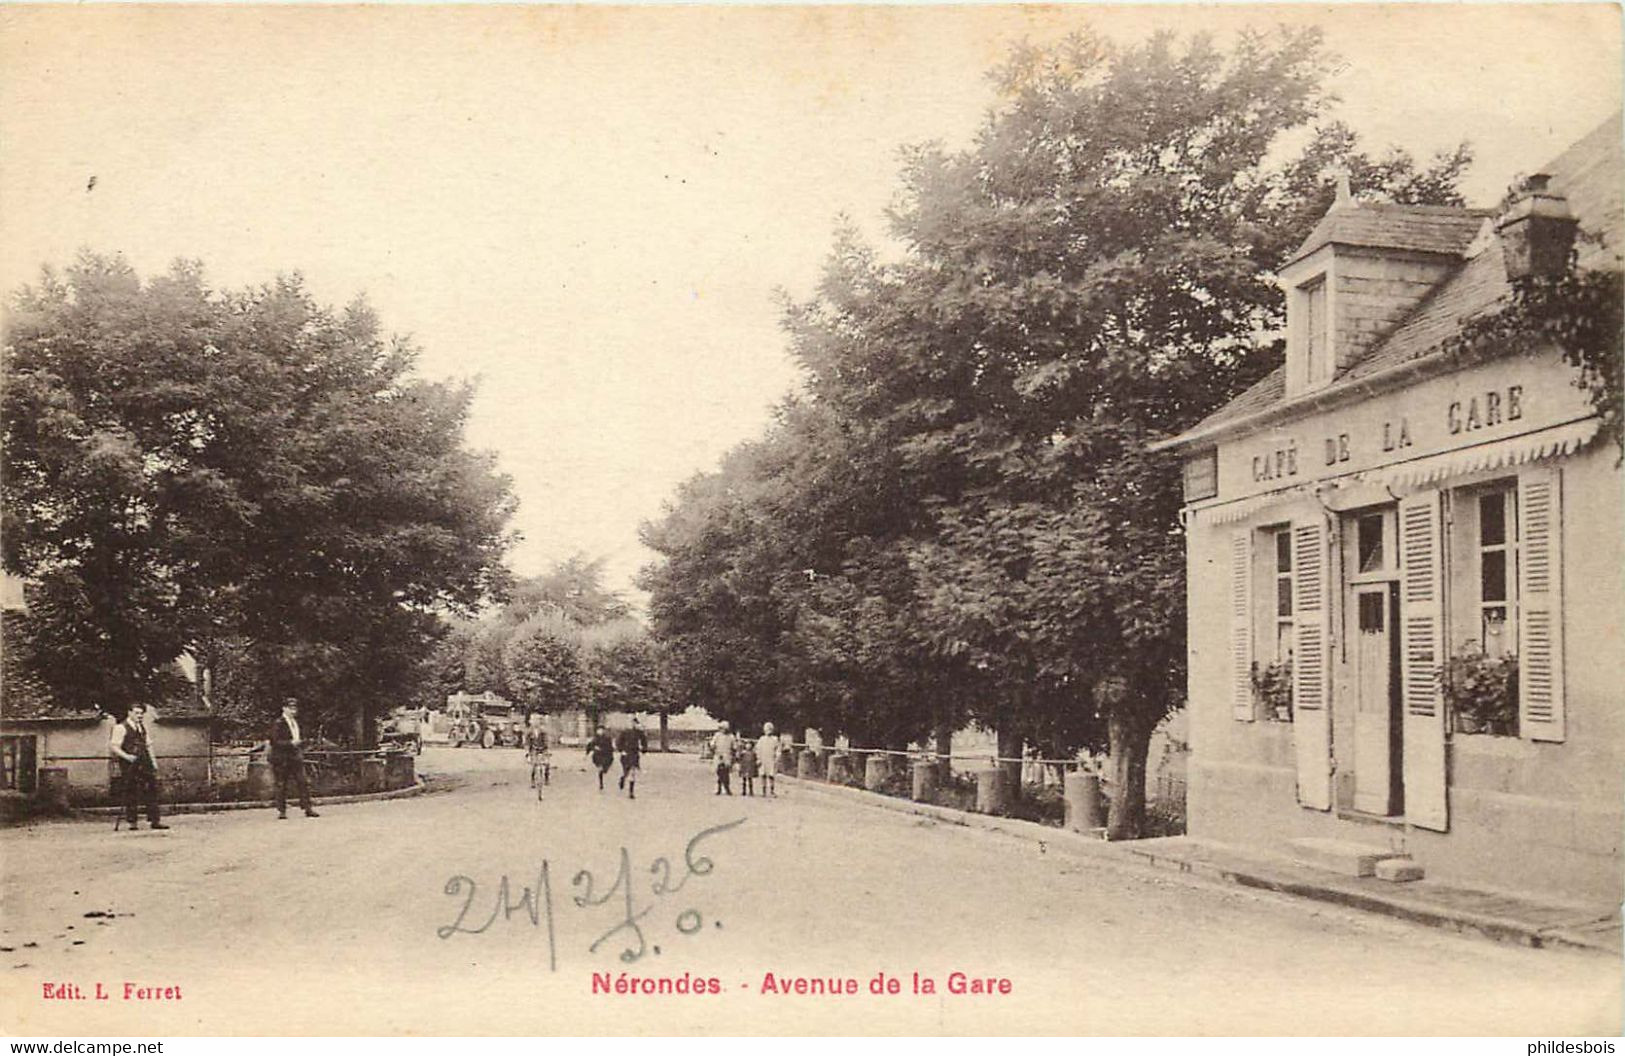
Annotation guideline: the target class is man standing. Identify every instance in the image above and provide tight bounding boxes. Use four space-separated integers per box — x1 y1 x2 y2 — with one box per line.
269 698 320 820
755 722 781 798
615 718 649 799
109 705 167 831
709 721 737 796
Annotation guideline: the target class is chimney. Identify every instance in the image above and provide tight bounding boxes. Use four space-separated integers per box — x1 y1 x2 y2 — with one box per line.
1496 173 1578 279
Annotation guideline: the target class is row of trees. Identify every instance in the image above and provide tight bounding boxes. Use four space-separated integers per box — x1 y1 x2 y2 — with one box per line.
3 256 517 742
415 556 673 742
640 28 1472 836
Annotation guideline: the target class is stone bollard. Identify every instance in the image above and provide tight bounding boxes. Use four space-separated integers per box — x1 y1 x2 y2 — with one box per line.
827 753 852 785
797 750 820 779
779 747 796 774
38 767 70 811
360 757 386 793
863 753 892 791
247 759 275 800
1064 771 1106 832
384 751 416 790
975 766 1011 815
911 760 938 803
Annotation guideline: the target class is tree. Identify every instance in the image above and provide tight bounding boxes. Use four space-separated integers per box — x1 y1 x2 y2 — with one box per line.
644 27 1471 837
579 619 671 741
503 610 586 716
2 254 517 734
824 28 1469 834
509 555 632 627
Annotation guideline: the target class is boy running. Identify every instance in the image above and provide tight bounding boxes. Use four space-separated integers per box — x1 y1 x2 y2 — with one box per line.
616 719 649 799
586 726 615 791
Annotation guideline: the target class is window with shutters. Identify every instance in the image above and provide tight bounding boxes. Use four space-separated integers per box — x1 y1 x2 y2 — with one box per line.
1304 278 1328 387
1272 528 1295 664
1448 481 1521 654
1287 272 1333 397
1476 488 1518 656
1446 481 1521 737
1249 526 1295 722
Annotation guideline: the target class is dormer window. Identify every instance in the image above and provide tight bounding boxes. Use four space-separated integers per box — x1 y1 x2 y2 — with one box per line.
1287 271 1333 396
1302 276 1328 388
1276 197 1484 400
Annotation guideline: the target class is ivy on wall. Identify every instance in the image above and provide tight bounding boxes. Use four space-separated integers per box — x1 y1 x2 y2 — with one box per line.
1446 269 1625 458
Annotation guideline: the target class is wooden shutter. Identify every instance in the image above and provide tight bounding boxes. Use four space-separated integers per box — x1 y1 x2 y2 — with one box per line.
1399 490 1448 832
1231 530 1254 721
1291 519 1331 810
1518 467 1565 741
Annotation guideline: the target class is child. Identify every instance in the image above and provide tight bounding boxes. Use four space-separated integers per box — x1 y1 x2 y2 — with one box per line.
615 719 649 799
738 739 758 797
586 726 615 791
710 722 737 795
755 722 781 797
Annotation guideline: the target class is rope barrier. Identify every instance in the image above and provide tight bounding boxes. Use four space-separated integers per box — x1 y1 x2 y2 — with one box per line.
44 746 412 763
783 742 1108 778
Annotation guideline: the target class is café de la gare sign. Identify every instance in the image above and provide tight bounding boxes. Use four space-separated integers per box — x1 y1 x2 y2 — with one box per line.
1184 348 1596 507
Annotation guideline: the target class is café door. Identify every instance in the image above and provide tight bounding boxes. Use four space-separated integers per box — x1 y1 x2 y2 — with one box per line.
1351 583 1403 815
1345 507 1403 818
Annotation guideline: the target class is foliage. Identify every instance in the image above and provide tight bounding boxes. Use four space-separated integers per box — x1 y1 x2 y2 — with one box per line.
581 619 668 716
502 609 586 715
1250 659 1293 722
420 558 663 723
1 254 517 728
1139 797 1188 839
462 619 516 697
1445 269 1624 456
1004 784 1068 828
508 554 632 627
1442 645 1518 736
640 28 1471 838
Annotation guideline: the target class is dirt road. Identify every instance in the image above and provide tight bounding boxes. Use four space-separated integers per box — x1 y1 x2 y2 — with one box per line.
3 748 1617 1035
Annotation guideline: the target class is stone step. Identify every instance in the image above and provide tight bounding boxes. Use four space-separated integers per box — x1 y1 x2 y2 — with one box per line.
1374 858 1426 882
1286 837 1410 877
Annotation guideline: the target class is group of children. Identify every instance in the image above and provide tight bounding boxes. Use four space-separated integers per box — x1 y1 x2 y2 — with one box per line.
523 715 648 801
521 714 785 802
709 720 783 797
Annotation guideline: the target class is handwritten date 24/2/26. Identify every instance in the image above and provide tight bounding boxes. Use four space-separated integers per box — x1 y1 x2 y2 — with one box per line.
437 817 746 969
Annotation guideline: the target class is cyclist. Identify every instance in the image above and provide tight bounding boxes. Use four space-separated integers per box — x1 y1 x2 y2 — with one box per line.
525 715 552 797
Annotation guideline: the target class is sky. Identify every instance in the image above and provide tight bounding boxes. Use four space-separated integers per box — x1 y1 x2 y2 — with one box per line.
2 4 1620 609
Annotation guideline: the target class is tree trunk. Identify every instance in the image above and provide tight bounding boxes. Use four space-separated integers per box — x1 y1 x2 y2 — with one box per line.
1105 710 1153 840
933 717 953 781
658 708 669 751
996 725 1022 801
356 698 374 749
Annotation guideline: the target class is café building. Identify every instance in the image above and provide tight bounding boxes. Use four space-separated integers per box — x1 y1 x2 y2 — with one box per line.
1154 116 1622 902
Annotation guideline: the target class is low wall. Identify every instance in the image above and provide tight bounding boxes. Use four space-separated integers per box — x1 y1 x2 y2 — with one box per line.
40 747 416 808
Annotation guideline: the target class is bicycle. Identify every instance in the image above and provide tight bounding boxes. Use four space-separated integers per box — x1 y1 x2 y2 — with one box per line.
527 745 551 800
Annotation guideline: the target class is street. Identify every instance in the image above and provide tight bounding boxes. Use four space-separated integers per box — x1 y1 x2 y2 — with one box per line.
2 748 1619 1036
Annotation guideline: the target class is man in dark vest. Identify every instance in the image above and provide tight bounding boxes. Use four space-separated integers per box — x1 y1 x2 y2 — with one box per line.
269 698 320 820
109 704 167 831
